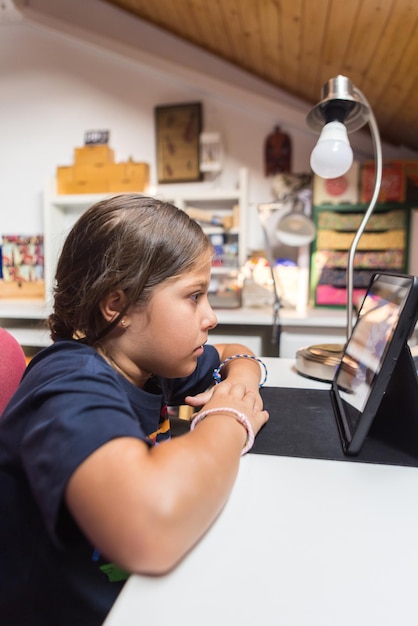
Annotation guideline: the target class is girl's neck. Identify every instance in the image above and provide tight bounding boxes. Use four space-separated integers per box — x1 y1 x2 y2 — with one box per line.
96 344 152 388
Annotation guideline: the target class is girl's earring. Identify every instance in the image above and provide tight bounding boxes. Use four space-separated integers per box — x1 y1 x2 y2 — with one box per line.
121 318 127 329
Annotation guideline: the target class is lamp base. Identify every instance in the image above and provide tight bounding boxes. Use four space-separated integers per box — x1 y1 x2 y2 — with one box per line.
295 343 344 383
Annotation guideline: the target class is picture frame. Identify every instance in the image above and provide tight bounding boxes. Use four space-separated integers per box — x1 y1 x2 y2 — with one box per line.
155 102 202 183
84 129 110 145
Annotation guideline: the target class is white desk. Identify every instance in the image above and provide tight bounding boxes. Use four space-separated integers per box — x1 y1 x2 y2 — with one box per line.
106 359 418 625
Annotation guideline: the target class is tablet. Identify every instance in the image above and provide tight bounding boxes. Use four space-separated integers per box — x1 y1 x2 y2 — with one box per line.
331 272 418 455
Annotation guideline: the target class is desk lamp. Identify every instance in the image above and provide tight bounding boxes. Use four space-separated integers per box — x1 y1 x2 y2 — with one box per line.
296 75 383 381
258 187 315 353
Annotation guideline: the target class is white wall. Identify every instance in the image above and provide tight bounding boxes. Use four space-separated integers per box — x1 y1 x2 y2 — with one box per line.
1 0 417 255
0 22 301 251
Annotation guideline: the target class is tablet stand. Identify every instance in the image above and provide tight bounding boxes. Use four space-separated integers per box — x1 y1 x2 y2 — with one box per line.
367 343 418 456
254 343 418 467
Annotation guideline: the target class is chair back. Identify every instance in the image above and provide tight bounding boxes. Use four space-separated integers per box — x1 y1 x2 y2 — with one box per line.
0 328 27 415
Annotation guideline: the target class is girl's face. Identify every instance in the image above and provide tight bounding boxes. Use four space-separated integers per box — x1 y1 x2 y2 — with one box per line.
117 251 218 384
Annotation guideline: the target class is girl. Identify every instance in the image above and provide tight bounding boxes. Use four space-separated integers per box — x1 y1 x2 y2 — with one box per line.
0 194 268 625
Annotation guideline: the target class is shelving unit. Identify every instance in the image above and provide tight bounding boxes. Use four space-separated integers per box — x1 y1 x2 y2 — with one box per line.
154 168 248 308
310 202 413 307
1 169 247 352
43 167 249 307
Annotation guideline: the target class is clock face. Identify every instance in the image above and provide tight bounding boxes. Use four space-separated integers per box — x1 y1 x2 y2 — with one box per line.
155 103 202 183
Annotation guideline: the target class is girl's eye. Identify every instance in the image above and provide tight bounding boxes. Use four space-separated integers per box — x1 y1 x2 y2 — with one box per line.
189 292 202 303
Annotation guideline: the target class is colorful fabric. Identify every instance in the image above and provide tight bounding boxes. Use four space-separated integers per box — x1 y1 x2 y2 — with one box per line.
313 249 405 270
317 268 375 288
316 229 406 250
317 209 407 231
315 284 367 307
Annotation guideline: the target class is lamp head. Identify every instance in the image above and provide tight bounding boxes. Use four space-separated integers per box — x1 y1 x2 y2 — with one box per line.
306 75 369 133
307 75 370 179
276 212 316 246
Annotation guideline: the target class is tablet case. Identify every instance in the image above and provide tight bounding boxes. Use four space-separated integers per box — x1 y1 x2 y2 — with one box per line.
253 345 418 467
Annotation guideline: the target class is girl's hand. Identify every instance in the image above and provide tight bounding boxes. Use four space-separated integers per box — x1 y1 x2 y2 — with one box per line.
184 388 215 408
185 379 264 413
187 381 268 437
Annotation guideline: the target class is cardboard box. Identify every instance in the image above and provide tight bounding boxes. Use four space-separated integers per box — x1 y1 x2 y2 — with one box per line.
361 160 405 203
313 161 359 205
74 145 115 167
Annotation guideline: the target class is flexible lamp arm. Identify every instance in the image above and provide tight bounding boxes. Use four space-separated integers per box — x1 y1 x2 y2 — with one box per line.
258 206 282 348
346 87 383 338
307 76 383 341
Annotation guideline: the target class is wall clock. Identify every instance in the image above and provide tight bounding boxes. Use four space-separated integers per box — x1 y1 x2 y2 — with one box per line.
155 102 202 183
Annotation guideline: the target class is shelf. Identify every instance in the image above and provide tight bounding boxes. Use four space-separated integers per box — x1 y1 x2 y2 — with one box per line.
43 168 249 303
202 227 239 236
5 327 51 348
0 300 51 319
152 185 243 203
313 201 418 213
0 170 249 346
210 266 239 274
49 192 113 208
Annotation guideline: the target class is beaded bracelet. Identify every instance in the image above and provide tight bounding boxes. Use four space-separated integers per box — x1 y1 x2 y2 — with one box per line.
190 407 255 455
213 354 268 387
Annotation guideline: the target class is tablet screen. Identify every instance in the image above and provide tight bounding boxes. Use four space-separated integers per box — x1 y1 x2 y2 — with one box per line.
332 272 418 453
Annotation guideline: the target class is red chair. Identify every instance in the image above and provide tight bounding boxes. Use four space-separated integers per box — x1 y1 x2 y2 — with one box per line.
0 328 27 415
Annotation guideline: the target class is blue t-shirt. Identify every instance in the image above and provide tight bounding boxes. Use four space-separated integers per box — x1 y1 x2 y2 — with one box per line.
0 339 219 625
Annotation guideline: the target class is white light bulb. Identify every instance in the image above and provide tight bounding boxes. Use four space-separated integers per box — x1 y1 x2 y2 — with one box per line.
310 121 353 178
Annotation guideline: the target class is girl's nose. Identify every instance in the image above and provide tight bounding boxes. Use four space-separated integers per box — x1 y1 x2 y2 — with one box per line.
204 303 218 331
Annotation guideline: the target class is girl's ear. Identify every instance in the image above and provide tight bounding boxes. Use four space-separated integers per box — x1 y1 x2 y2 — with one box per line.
99 290 128 324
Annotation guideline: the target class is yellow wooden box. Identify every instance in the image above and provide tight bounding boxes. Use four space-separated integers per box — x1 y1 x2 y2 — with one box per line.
57 161 150 194
0 280 45 299
57 165 110 194
74 145 115 167
107 162 150 193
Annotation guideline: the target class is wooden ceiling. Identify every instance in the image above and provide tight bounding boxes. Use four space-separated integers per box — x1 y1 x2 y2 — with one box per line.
103 0 418 153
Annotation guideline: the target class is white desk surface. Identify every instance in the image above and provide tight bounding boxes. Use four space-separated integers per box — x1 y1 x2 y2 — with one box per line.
105 358 418 626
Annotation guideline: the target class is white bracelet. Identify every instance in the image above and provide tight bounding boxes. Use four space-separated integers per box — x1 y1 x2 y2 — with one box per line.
213 354 268 387
190 407 255 455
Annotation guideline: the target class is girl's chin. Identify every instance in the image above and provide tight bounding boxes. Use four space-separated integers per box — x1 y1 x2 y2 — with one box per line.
156 350 202 378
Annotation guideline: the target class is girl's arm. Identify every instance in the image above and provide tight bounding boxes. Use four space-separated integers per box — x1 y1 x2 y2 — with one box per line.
65 380 268 576
212 342 266 390
185 343 266 409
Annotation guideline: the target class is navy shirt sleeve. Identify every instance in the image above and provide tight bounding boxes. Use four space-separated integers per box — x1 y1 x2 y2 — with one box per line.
16 344 149 542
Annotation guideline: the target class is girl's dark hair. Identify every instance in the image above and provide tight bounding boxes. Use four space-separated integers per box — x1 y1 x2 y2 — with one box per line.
47 194 211 344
